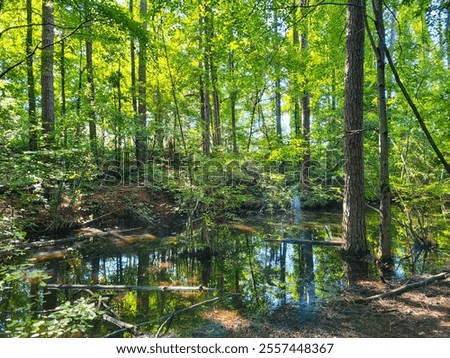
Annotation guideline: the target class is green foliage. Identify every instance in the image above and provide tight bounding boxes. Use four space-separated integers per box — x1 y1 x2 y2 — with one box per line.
0 148 99 230
0 216 101 338
4 297 102 338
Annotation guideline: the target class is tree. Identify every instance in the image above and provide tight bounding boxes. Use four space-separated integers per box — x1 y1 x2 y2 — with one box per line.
207 6 221 147
199 0 212 157
300 0 311 188
372 0 392 266
41 0 55 146
26 0 37 151
273 9 282 141
86 28 98 156
342 0 369 258
136 0 148 166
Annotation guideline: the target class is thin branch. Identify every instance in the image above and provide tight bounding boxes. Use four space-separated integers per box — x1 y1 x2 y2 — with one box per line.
0 19 91 79
0 22 91 38
380 33 450 176
0 23 44 37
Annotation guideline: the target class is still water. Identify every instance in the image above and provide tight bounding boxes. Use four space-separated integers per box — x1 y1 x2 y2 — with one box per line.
3 208 447 337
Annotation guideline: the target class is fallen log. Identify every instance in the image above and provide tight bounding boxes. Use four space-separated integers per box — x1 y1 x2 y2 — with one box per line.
266 238 342 246
46 284 215 292
19 227 142 249
356 271 449 303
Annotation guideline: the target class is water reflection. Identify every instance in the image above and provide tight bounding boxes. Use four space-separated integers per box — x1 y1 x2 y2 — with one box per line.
3 205 447 337
27 211 350 322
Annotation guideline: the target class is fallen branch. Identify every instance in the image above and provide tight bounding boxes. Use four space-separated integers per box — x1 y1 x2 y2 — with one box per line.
47 284 215 292
356 272 449 303
266 238 342 246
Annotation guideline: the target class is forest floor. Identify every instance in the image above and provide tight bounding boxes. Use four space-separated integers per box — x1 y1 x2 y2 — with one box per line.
188 277 450 338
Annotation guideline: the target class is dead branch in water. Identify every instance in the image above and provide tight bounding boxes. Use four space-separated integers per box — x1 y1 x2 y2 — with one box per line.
47 284 215 292
266 238 342 246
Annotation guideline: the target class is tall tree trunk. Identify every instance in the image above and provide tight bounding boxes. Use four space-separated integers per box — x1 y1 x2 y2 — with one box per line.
128 0 136 172
373 0 392 265
300 0 311 188
75 40 83 139
130 0 138 116
118 60 123 149
230 90 238 154
275 78 282 138
292 5 301 138
446 8 450 69
136 0 148 166
41 0 55 146
274 10 282 140
60 36 67 148
199 1 211 157
342 0 368 258
206 6 221 147
26 0 37 150
228 51 238 153
86 35 97 156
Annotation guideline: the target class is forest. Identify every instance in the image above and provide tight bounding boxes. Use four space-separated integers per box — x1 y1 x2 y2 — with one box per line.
0 0 449 338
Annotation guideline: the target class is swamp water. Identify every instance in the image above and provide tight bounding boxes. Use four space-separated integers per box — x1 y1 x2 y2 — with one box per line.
2 208 448 337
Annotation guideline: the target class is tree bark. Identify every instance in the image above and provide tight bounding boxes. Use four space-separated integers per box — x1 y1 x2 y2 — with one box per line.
41 0 55 146
342 0 369 257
